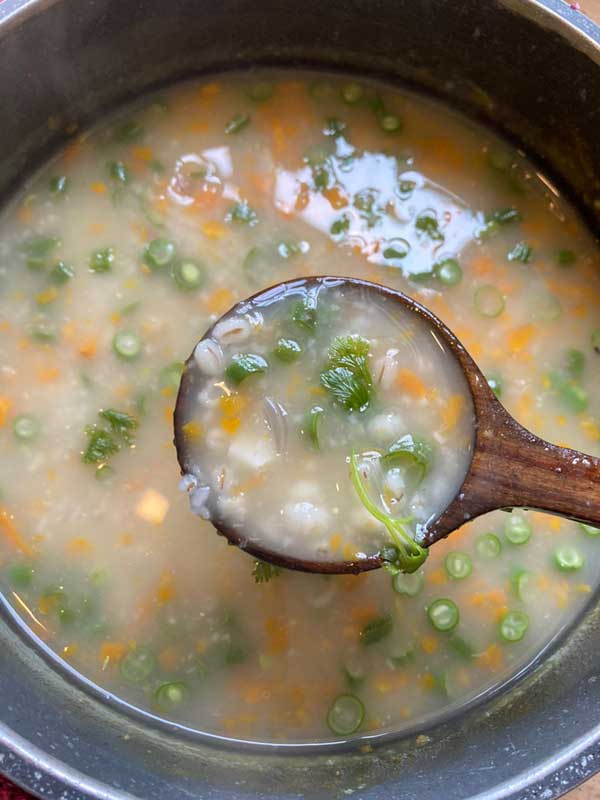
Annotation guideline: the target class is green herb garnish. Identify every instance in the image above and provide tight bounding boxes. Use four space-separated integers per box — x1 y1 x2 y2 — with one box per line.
320 335 372 412
350 453 428 574
252 560 282 583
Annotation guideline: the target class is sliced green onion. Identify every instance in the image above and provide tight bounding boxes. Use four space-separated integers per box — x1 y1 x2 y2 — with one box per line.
225 113 250 135
247 81 273 102
382 238 411 263
229 200 258 225
476 532 502 559
499 610 529 642
292 296 318 331
386 642 416 668
274 338 302 363
474 285 505 317
554 545 584 572
564 348 585 377
579 522 600 536
360 613 393 646
434 257 463 286
305 405 324 448
381 434 432 484
116 120 143 141
379 113 402 133
30 320 56 343
428 598 459 632
327 694 365 736
21 236 61 270
448 635 475 660
155 681 190 709
507 241 532 263
8 563 35 587
444 551 472 580
107 160 129 184
557 249 576 266
120 647 155 683
504 514 532 545
486 375 503 399
50 261 74 285
341 83 364 104
13 414 40 442
89 247 114 273
225 354 268 385
171 260 205 291
144 238 176 270
392 570 424 597
112 330 142 361
511 568 535 603
159 361 184 391
50 175 69 195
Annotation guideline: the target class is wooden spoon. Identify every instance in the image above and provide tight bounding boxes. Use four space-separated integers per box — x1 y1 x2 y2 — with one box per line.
174 277 600 574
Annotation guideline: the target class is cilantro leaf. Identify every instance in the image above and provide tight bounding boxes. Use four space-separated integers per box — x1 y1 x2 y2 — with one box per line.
320 335 373 412
252 560 282 583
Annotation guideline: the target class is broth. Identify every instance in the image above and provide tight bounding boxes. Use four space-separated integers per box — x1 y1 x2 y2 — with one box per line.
0 73 598 743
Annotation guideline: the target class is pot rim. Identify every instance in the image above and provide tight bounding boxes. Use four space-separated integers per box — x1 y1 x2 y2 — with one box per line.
1 0 600 798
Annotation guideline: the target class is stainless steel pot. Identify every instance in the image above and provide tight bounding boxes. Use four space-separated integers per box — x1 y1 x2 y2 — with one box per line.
1 1 600 797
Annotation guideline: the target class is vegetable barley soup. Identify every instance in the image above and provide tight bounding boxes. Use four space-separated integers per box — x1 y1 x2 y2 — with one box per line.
176 277 475 569
0 72 599 743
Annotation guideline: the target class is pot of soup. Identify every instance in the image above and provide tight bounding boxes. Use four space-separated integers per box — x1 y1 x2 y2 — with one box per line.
0 0 599 797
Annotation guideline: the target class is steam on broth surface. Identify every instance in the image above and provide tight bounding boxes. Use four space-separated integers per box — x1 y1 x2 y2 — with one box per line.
176 276 475 566
0 73 599 743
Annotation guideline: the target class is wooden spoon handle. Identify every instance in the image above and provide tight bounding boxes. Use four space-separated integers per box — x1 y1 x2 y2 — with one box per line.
424 404 600 546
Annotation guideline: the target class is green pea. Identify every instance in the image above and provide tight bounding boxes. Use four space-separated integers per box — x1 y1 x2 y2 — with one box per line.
50 261 74 285
155 681 190 709
434 257 463 286
89 247 114 273
112 330 142 360
144 238 176 270
13 414 40 442
171 260 205 291
554 545 584 572
475 532 502 559
120 647 155 683
341 83 364 104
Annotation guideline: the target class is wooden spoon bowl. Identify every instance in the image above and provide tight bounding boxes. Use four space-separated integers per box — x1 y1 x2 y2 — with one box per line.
174 277 600 574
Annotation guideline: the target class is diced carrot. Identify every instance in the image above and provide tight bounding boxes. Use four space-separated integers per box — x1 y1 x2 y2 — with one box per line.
508 324 535 354
131 146 153 162
158 645 182 671
206 286 235 314
0 396 12 427
323 186 349 209
36 287 58 306
397 369 429 399
295 182 311 212
156 570 175 604
0 508 33 556
427 568 446 586
163 403 174 424
90 181 108 194
100 641 127 666
478 643 503 671
420 636 438 654
420 672 437 690
36 366 60 382
79 336 98 359
265 616 289 655
67 537 94 556
17 206 33 224
199 82 221 98
201 221 228 240
329 533 342 552
62 643 79 660
442 394 465 432
581 418 600 442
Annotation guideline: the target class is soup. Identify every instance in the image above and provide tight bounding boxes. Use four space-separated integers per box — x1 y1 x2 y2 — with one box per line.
0 73 598 743
176 276 475 567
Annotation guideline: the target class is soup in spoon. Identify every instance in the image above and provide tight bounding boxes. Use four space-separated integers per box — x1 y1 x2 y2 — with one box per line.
176 276 475 570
